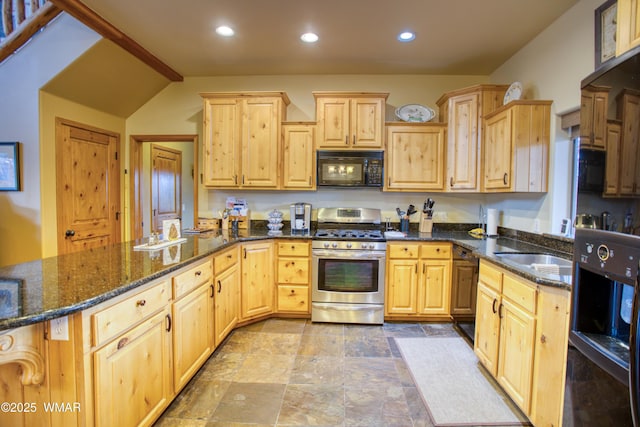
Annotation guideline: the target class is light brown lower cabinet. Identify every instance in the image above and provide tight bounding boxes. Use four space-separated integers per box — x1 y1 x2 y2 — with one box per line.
474 260 570 426
214 246 240 346
276 240 311 313
385 242 452 320
241 241 275 320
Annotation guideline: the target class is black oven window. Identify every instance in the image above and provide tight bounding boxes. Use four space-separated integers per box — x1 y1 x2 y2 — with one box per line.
317 259 378 292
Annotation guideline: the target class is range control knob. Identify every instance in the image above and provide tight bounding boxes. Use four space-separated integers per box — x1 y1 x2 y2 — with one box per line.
361 243 369 249
597 244 610 261
346 243 352 249
323 242 330 248
331 242 338 249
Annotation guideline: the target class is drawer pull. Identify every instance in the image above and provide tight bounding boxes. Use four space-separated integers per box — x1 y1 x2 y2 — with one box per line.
136 299 146 307
290 289 296 294
540 334 547 344
166 314 172 332
195 270 202 276
227 254 232 259
117 337 129 350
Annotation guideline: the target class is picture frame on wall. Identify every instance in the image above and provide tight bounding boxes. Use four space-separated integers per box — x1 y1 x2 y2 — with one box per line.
0 279 22 318
595 0 618 68
0 142 20 191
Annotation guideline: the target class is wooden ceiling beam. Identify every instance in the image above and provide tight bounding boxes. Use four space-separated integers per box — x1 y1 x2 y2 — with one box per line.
49 0 183 82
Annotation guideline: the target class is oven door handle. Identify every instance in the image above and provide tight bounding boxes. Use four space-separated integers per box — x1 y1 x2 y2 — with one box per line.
312 250 386 260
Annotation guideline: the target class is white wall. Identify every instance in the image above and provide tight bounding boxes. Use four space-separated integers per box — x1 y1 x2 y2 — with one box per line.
489 0 603 234
0 14 100 266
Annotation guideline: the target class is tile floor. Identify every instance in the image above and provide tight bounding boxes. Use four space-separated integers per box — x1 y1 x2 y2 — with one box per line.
154 318 464 426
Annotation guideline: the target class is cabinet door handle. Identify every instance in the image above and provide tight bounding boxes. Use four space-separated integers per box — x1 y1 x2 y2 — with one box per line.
117 337 129 350
345 136 349 145
450 177 454 187
415 264 418 274
165 314 172 332
243 248 247 259
503 173 508 185
217 280 222 293
492 298 498 314
498 303 504 319
234 175 237 184
353 135 356 145
210 284 215 298
309 176 312 185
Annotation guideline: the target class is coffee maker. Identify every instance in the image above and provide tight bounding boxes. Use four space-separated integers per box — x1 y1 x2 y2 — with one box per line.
290 203 311 232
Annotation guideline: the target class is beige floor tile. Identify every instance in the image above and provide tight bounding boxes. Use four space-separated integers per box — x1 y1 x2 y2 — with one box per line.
250 332 302 355
344 357 403 387
303 322 345 336
344 386 412 426
233 353 296 383
297 333 345 357
290 355 344 385
344 335 392 357
261 318 307 334
210 382 285 424
277 384 345 426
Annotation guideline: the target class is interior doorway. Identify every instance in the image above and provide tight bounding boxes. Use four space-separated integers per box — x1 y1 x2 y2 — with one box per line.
130 135 198 240
151 144 182 231
55 118 121 255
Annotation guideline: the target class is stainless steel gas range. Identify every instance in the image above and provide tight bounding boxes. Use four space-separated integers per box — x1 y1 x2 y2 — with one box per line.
311 207 386 324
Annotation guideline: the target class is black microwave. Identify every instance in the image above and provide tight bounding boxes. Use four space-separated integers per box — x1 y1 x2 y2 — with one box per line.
317 150 383 187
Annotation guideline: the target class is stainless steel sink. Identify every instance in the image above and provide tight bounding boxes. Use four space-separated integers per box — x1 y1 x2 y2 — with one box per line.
493 252 573 277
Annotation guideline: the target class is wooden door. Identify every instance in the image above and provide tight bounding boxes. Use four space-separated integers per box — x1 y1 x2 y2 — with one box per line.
484 109 513 190
385 259 418 315
240 242 274 319
417 260 451 315
316 97 350 148
56 120 120 255
450 259 478 317
202 97 241 187
447 93 479 190
282 123 315 189
151 145 182 231
497 297 536 413
605 121 622 195
172 282 214 391
351 97 384 148
214 263 240 346
474 282 501 376
93 310 172 427
386 124 445 191
241 97 281 188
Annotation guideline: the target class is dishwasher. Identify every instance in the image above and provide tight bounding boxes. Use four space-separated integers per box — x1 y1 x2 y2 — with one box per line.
450 245 479 343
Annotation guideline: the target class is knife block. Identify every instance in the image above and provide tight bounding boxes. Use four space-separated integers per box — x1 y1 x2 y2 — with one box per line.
419 212 433 233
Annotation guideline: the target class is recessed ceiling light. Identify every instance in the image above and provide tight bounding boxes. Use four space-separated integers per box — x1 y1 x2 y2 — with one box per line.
301 32 319 43
398 31 415 42
216 26 235 37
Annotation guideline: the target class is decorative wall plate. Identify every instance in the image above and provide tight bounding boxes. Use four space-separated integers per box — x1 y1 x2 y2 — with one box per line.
503 82 523 105
395 104 436 122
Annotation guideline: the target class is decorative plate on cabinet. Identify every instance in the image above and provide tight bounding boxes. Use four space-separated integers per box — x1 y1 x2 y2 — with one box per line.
395 104 436 122
503 82 523 105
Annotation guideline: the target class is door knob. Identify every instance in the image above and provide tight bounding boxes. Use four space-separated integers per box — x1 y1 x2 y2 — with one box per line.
65 230 75 237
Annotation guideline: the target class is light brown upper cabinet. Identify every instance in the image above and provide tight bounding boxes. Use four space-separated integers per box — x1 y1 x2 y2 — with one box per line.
314 92 388 149
483 100 551 192
201 92 289 188
616 0 640 57
384 122 446 191
436 85 508 192
616 88 640 196
580 85 610 149
281 122 316 190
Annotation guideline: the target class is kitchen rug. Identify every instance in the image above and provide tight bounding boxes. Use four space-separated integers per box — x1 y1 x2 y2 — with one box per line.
396 336 529 426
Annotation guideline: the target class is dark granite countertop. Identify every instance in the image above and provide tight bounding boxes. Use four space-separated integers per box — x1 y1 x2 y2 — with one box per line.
0 226 572 331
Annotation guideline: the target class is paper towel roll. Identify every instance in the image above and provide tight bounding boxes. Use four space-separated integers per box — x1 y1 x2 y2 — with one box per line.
486 209 498 236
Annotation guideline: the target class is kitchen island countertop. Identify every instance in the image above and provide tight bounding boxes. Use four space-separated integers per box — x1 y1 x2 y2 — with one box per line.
0 228 571 331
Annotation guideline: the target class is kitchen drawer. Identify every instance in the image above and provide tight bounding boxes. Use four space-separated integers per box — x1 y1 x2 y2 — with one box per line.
173 258 213 299
277 285 309 312
420 243 451 259
277 241 310 257
388 243 419 259
92 280 171 347
277 258 310 284
503 274 537 313
214 246 239 274
479 261 503 292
